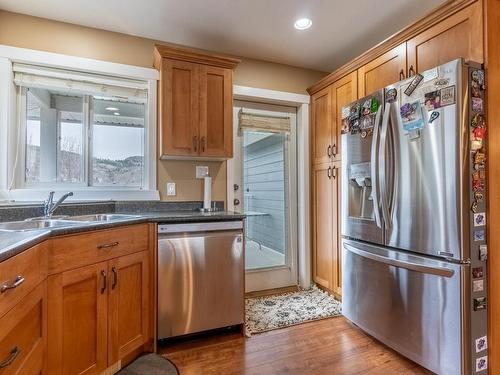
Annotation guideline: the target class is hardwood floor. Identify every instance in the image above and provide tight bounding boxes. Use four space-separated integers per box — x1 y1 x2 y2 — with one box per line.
159 317 432 375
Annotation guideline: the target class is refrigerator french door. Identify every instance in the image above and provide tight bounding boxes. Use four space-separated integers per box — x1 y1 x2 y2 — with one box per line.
341 59 488 375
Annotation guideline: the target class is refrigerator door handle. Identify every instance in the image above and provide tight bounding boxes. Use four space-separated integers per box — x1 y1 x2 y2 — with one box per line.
370 106 383 228
379 104 392 229
343 242 455 278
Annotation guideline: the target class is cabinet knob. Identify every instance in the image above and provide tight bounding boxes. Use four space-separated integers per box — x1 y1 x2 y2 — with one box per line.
327 145 332 158
327 166 332 179
399 69 405 80
332 144 337 157
409 65 416 77
234 198 240 206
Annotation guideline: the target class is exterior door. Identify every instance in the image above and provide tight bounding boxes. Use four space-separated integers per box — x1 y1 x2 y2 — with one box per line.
358 43 407 97
332 72 358 161
312 162 335 292
199 65 233 158
108 251 149 365
407 2 483 74
311 86 333 165
47 262 108 375
231 100 298 292
160 59 200 157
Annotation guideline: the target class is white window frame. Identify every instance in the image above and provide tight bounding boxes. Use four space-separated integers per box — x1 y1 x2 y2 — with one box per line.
0 45 159 201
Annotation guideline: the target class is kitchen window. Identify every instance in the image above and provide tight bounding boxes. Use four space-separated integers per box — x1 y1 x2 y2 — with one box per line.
14 64 149 191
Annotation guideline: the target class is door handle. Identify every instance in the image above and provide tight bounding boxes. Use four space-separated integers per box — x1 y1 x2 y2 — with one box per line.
111 267 118 289
379 104 392 229
193 136 198 152
343 241 454 278
0 275 25 293
201 136 206 152
408 65 415 77
370 106 383 228
0 347 20 368
97 241 119 250
399 69 405 80
100 270 107 294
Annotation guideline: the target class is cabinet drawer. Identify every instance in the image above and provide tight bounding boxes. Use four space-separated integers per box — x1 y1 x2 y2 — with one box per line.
0 282 46 375
0 242 47 319
48 224 149 274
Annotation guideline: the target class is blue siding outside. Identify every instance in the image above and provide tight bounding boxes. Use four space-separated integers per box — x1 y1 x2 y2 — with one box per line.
243 132 286 254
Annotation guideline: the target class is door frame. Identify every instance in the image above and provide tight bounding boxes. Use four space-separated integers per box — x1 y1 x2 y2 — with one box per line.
228 85 310 290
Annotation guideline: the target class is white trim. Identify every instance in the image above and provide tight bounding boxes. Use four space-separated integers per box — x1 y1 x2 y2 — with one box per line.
0 46 160 201
0 45 158 81
7 188 159 201
229 85 311 290
233 85 310 106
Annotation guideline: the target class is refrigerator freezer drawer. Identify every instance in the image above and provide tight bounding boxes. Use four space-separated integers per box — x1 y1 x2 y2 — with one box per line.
342 239 466 375
157 229 244 339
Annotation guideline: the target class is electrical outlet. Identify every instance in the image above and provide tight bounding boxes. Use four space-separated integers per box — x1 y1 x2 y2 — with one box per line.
166 182 176 196
196 166 209 179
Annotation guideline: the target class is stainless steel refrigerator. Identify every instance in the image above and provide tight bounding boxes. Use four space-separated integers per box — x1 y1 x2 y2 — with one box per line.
341 59 488 374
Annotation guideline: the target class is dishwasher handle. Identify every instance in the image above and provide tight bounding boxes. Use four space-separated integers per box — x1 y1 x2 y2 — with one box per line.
158 221 243 234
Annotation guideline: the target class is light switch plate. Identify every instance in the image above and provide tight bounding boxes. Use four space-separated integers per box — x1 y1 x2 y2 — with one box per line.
196 166 209 179
166 183 176 196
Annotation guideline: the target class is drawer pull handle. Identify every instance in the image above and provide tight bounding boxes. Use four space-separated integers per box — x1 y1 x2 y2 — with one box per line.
111 267 118 289
0 276 25 293
201 136 206 152
101 270 107 294
97 242 119 249
0 347 20 368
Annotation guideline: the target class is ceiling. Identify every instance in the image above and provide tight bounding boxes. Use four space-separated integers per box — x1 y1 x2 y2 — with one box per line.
0 0 446 72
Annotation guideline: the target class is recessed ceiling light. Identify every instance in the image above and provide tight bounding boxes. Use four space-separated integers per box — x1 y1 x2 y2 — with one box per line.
114 112 120 116
105 107 119 111
294 18 312 30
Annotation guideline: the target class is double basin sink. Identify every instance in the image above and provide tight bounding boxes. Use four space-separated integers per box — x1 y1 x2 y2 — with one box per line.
0 214 141 232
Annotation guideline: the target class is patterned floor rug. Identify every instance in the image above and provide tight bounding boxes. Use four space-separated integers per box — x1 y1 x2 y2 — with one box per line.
245 286 342 336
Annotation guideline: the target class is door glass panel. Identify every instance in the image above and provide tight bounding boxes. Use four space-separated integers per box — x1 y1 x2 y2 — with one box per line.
243 130 287 270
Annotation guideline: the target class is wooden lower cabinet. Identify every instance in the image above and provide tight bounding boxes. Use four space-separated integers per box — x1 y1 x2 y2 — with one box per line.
0 282 46 375
47 252 150 375
312 162 341 297
108 251 150 365
47 262 108 375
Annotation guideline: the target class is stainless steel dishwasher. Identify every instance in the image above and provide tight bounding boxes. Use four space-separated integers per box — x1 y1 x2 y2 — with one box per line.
157 221 244 339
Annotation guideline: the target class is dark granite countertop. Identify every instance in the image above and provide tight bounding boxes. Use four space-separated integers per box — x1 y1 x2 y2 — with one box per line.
0 208 245 263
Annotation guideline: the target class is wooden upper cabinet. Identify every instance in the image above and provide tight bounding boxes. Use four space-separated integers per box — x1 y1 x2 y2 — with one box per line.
160 59 200 157
407 1 483 74
332 72 357 160
108 251 150 365
154 45 240 160
311 86 333 165
358 43 407 97
199 66 233 158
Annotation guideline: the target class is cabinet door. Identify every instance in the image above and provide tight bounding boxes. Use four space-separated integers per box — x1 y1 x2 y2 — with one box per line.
47 262 108 375
407 2 483 74
358 43 407 97
331 162 342 297
311 86 333 165
0 283 46 375
160 59 200 157
199 66 233 158
332 72 358 161
312 163 335 291
108 251 149 365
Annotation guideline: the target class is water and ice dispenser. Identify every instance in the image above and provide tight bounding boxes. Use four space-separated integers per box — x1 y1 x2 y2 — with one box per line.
347 162 374 220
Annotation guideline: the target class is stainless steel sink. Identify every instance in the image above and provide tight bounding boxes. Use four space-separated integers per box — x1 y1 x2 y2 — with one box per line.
0 219 81 232
65 214 141 222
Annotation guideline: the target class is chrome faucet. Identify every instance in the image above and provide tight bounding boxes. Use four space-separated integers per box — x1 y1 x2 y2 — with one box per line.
43 191 74 217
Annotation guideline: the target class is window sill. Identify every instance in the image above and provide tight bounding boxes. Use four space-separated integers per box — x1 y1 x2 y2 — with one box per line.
2 188 160 202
